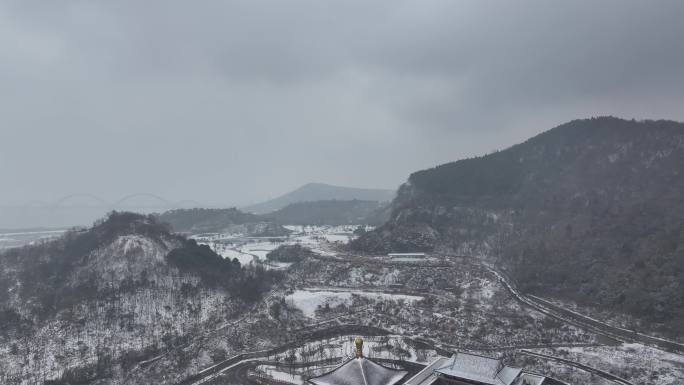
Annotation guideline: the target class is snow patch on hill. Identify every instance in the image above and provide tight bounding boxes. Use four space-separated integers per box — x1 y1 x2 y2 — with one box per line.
285 289 423 317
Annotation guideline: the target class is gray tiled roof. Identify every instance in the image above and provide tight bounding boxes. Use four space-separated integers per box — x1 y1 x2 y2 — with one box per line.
403 357 450 385
404 353 544 385
434 352 521 385
496 366 523 385
309 357 408 385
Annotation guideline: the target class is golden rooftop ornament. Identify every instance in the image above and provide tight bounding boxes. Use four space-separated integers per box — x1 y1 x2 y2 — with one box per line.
355 336 364 358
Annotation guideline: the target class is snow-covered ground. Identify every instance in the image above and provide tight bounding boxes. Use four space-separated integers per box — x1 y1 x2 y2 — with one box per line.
217 246 256 265
285 289 423 317
7 221 673 385
195 225 365 267
254 365 305 383
537 295 684 343
389 257 425 262
0 229 66 249
268 334 440 366
284 225 361 256
532 343 684 385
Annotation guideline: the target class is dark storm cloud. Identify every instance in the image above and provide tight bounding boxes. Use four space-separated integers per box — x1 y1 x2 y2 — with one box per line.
1 0 684 226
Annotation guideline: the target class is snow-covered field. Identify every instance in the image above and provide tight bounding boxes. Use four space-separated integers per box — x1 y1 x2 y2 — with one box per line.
285 289 423 317
195 225 364 267
217 246 256 265
284 225 361 256
0 229 66 249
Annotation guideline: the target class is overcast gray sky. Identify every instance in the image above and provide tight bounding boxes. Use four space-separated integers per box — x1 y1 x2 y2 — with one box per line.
2 0 684 208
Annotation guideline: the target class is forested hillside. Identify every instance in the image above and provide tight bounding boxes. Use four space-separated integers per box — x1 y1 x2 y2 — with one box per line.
352 117 684 336
0 212 281 384
265 199 388 226
157 208 289 236
242 183 395 214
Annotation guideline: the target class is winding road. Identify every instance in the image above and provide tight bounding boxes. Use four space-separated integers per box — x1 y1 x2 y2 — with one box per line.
173 249 683 385
519 350 634 385
481 261 684 355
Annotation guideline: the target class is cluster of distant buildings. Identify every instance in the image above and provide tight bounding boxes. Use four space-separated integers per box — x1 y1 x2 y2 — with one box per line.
308 337 559 385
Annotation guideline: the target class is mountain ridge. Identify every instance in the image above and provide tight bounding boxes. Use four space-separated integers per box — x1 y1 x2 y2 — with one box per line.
156 207 290 236
242 182 395 214
352 116 684 336
265 199 389 226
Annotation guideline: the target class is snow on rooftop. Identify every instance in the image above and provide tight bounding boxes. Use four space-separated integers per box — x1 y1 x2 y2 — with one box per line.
432 352 522 385
309 357 407 385
404 357 450 385
496 366 523 385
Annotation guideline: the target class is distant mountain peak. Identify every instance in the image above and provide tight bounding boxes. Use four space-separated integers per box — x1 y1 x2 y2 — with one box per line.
243 182 396 214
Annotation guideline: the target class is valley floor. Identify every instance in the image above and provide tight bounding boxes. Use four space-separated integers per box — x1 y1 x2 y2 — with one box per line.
3 225 682 385
177 226 684 385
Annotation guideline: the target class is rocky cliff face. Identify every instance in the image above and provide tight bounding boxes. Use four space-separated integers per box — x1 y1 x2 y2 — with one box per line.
352 117 684 334
0 212 278 384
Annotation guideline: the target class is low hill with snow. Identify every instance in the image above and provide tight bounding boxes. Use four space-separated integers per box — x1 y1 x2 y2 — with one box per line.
0 212 280 384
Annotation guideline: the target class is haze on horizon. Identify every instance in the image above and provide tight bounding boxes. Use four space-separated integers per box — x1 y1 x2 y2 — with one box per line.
2 1 684 221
